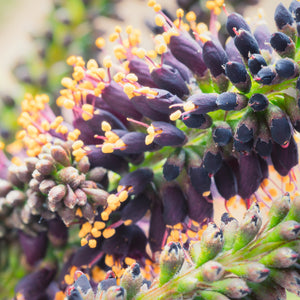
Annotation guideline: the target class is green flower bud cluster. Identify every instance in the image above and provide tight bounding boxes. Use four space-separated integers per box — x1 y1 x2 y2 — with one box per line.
67 194 300 300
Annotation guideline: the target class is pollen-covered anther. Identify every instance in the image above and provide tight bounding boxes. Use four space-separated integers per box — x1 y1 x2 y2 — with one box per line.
169 110 182 121
81 104 94 121
103 56 113 69
113 72 126 83
61 77 77 90
155 14 165 27
103 228 116 239
95 37 105 49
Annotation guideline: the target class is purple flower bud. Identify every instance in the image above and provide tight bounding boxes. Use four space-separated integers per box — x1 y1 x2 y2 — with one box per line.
215 160 238 200
162 182 187 225
225 37 243 64
149 121 186 146
212 122 233 146
275 3 294 30
188 165 211 196
255 66 277 85
254 122 272 157
147 89 183 114
119 168 153 196
151 64 189 98
202 147 222 175
234 29 260 60
270 32 295 58
128 58 157 87
238 152 263 199
130 95 170 122
254 23 273 53
271 136 298 176
225 61 251 93
163 149 185 181
169 34 207 78
184 179 213 223
15 262 56 299
275 58 299 78
18 231 48 266
295 7 300 22
216 92 248 111
163 50 192 82
186 93 218 114
149 196 166 253
248 54 268 76
58 167 83 190
182 113 212 129
203 40 228 77
249 93 269 111
266 105 291 146
121 192 151 223
226 12 251 37
74 273 92 296
234 110 257 143
101 82 142 119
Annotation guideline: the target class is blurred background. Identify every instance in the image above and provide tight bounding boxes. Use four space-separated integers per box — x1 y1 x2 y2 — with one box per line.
0 0 298 299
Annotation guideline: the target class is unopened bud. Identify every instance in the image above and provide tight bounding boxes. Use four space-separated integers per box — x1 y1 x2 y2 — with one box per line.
270 269 300 296
210 278 251 298
104 286 126 300
196 261 224 282
36 159 55 175
199 290 230 300
81 188 109 206
220 213 239 251
77 156 90 174
48 184 66 204
58 167 83 189
6 190 26 206
264 220 300 242
50 145 71 167
259 247 298 268
159 242 184 285
39 179 56 194
75 188 87 206
0 179 12 197
233 203 262 252
120 263 143 300
284 195 300 222
64 185 77 209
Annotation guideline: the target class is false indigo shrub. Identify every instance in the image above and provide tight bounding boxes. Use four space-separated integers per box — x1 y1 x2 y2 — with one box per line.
0 0 300 299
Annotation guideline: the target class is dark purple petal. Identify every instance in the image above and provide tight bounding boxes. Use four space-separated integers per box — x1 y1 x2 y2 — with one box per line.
47 217 68 247
188 165 211 195
275 3 294 30
151 64 189 98
248 54 268 75
255 67 277 85
212 122 233 146
116 132 161 154
233 138 254 153
149 196 166 253
163 149 186 181
234 30 260 60
121 193 152 223
203 40 228 77
254 24 273 53
238 151 263 199
147 89 183 114
225 37 243 64
130 95 170 122
202 150 222 175
151 121 186 146
161 182 187 225
215 160 238 200
128 58 157 87
249 94 269 112
18 231 48 266
275 58 298 78
15 263 56 299
101 82 142 119
182 113 212 129
270 32 295 57
119 168 153 196
87 145 129 174
271 136 298 176
186 93 218 114
226 12 251 37
183 179 213 223
169 34 207 77
163 50 192 82
216 92 248 111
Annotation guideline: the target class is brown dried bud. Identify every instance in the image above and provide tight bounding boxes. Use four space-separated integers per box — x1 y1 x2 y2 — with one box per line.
48 184 66 204
81 188 109 206
39 179 56 195
77 156 90 174
21 204 32 224
16 165 31 183
58 167 84 189
29 179 40 192
82 202 95 223
36 159 55 175
0 179 12 197
88 167 107 183
32 170 45 181
80 180 97 189
74 188 87 206
6 190 26 206
25 157 39 173
64 185 77 209
57 206 76 226
50 145 71 167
